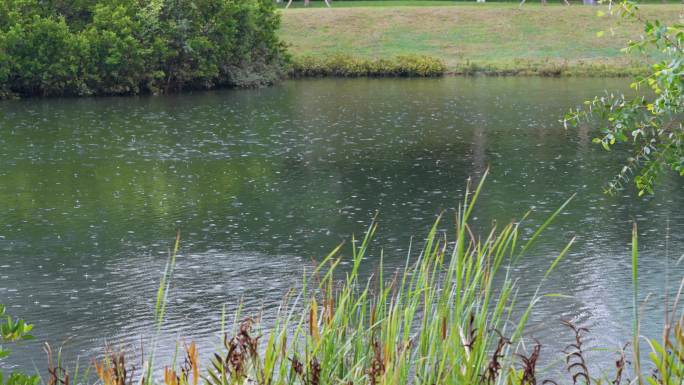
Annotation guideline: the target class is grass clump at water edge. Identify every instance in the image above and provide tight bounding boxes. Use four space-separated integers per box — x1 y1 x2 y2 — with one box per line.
289 54 447 77
95 171 573 385
288 55 649 78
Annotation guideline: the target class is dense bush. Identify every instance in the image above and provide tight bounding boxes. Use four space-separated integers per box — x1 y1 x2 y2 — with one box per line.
290 54 446 77
0 0 288 98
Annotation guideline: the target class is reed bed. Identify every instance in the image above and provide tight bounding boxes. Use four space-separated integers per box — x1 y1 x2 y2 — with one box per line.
1 173 682 385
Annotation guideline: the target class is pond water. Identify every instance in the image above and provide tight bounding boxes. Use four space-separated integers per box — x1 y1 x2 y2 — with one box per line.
1 78 682 374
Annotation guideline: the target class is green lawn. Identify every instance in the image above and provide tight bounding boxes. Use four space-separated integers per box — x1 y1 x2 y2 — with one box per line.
279 0 682 5
279 1 469 7
279 3 683 75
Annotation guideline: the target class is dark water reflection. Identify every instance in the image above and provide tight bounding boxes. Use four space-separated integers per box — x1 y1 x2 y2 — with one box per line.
0 78 682 374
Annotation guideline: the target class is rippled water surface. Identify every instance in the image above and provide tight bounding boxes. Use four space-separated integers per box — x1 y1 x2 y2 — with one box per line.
1 78 682 372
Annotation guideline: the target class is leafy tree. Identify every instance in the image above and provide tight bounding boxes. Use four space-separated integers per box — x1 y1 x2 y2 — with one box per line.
565 0 683 195
2 14 87 96
81 2 145 94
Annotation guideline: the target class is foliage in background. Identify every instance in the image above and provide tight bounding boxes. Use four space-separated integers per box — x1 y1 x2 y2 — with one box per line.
0 0 288 98
564 0 683 195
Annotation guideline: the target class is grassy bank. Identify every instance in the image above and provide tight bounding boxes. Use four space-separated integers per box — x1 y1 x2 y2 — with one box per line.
280 3 683 76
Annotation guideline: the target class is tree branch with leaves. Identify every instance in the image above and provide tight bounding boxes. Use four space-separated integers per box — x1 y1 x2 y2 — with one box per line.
564 0 683 196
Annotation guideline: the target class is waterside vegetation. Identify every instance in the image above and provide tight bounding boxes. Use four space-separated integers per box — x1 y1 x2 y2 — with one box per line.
290 54 447 77
0 1 682 385
1 175 682 385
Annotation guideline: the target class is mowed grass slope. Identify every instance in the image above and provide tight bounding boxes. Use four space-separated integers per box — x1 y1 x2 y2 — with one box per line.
280 4 684 75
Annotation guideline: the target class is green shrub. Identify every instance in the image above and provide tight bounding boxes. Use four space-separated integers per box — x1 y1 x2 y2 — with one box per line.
2 15 87 96
0 0 288 98
450 59 650 77
81 3 146 95
0 372 39 385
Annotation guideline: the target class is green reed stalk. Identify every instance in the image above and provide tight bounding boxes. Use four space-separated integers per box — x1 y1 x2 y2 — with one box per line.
139 174 580 385
632 223 643 385
253 170 576 385
145 230 181 385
